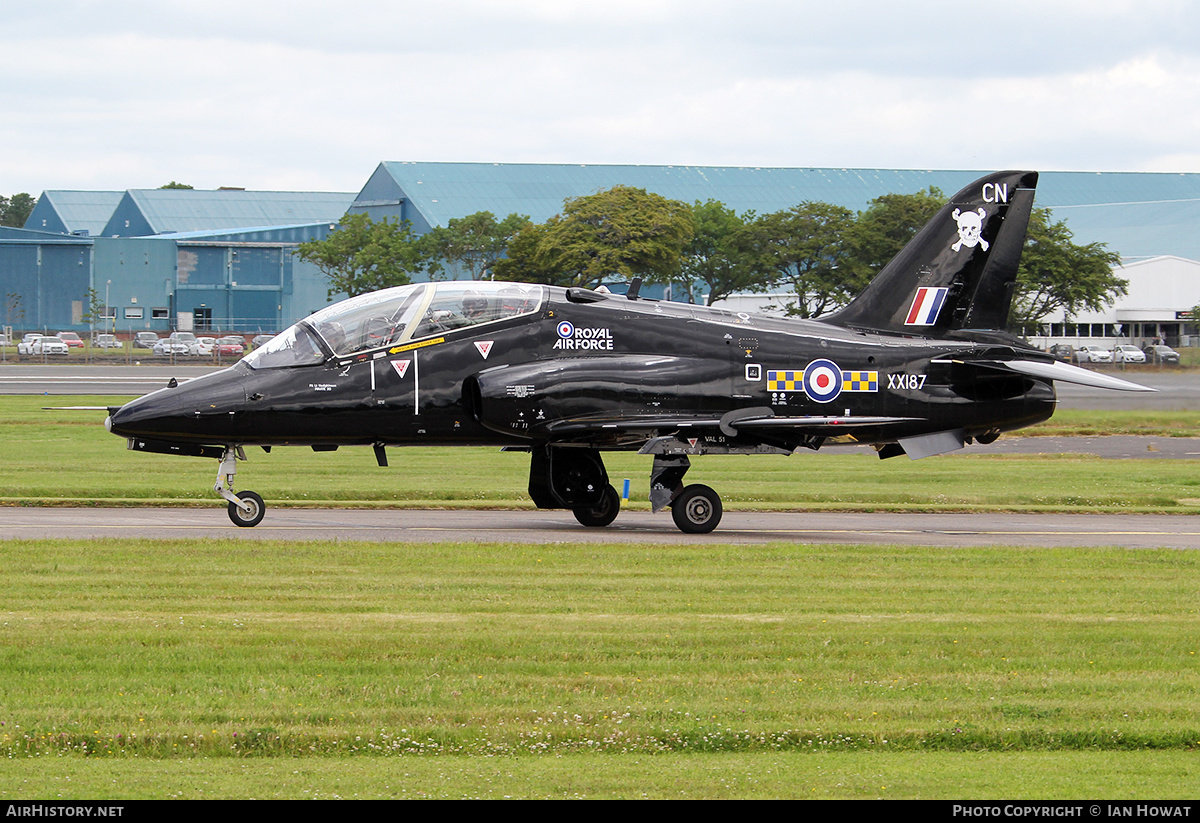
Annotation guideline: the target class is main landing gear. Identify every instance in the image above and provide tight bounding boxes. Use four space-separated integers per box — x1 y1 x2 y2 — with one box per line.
667 483 723 534
650 454 722 534
572 483 621 528
528 446 725 534
215 446 266 527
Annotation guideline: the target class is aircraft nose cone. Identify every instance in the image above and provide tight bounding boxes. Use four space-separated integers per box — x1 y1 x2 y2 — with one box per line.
106 387 184 438
107 368 248 441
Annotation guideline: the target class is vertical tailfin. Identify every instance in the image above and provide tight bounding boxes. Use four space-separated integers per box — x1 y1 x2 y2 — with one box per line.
826 170 1038 336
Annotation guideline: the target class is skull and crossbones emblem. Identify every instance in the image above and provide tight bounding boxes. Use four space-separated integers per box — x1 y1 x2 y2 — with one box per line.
951 208 989 252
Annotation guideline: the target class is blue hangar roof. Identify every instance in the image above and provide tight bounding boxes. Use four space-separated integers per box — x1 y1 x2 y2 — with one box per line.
352 162 1200 264
101 189 355 237
24 191 124 236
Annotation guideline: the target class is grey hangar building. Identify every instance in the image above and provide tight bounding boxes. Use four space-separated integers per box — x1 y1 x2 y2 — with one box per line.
2 162 1198 346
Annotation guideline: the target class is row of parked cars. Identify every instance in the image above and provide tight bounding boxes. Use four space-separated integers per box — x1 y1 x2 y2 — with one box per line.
15 332 77 355
1047 343 1181 365
133 332 276 357
9 331 273 358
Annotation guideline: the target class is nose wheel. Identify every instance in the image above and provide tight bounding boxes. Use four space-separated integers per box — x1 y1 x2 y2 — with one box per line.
214 446 267 527
227 490 266 527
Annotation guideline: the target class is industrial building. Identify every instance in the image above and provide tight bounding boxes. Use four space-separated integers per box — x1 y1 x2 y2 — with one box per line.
3 164 1198 345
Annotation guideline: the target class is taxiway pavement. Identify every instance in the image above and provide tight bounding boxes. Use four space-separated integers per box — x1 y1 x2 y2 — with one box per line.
4 507 1199 548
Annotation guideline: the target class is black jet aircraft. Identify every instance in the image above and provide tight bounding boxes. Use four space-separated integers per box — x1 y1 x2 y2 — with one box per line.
107 170 1151 533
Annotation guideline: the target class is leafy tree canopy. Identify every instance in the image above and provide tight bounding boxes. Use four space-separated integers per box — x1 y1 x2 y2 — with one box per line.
677 200 767 306
0 193 36 228
159 182 194 189
1011 208 1126 327
423 211 531 280
491 222 560 285
742 201 861 319
848 187 945 272
297 212 440 298
526 185 695 290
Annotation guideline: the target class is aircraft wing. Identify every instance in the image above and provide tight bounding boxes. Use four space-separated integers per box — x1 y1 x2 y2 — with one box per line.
545 409 922 438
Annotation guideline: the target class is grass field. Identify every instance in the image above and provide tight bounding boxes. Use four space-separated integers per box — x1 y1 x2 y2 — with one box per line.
4 396 1200 512
1 396 1199 799
2 539 1199 799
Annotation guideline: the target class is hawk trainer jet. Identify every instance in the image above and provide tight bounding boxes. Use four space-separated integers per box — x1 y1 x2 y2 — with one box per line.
107 171 1151 532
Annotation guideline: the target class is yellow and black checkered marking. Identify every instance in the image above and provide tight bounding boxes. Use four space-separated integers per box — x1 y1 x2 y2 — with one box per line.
842 371 878 392
766 369 878 393
766 370 802 392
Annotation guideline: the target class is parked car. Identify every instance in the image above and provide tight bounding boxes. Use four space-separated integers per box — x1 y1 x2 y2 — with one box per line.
152 338 191 356
93 333 121 349
1047 343 1074 362
1074 345 1113 364
55 331 84 348
1143 344 1181 365
17 334 43 355
31 336 69 355
1112 344 1146 363
168 332 200 355
215 335 246 356
251 334 275 349
134 331 160 349
194 337 216 356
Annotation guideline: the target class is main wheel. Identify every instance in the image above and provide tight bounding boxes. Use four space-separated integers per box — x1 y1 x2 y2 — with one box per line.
573 483 621 528
227 490 266 527
671 484 722 534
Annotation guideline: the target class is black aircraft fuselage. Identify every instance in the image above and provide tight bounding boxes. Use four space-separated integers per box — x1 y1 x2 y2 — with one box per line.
110 291 1054 449
107 171 1151 532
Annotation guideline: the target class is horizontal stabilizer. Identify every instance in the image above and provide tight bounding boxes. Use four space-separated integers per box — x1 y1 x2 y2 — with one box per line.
943 358 1156 392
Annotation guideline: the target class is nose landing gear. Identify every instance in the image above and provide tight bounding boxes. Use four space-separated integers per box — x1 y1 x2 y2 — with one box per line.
214 446 266 527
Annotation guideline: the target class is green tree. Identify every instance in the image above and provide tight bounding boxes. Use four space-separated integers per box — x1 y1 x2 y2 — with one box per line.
848 187 945 272
1010 208 1126 327
676 200 768 305
492 222 562 285
513 186 694 290
742 202 861 319
80 288 107 330
297 212 440 298
0 193 37 228
423 211 531 280
159 182 194 190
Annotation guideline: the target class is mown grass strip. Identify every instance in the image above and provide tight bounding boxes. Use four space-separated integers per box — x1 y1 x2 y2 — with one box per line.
4 397 1200 513
3 539 1198 762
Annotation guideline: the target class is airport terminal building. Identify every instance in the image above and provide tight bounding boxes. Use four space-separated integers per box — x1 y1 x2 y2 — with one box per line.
2 163 1198 345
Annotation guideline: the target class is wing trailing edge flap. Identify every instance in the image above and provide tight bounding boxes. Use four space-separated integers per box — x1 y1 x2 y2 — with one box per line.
935 357 1156 393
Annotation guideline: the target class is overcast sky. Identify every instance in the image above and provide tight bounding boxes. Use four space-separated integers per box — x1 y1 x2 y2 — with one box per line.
4 0 1199 195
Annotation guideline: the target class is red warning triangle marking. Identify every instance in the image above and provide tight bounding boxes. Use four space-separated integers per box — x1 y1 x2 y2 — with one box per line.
390 359 410 378
475 341 494 359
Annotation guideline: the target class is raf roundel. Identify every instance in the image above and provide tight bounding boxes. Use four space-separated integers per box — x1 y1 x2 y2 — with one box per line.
556 321 575 339
803 358 843 403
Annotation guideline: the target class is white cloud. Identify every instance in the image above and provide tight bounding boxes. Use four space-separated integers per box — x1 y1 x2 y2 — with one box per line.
3 1 1200 194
